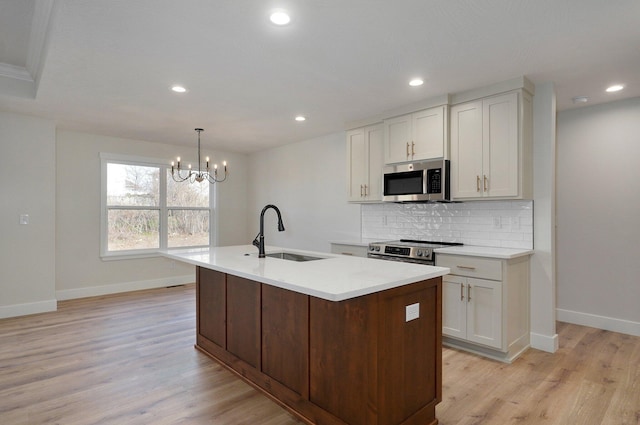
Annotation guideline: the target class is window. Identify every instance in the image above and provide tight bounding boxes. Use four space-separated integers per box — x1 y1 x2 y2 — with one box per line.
101 154 213 259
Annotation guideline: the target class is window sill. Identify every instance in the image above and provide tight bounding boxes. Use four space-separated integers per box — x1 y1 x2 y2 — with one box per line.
101 251 163 261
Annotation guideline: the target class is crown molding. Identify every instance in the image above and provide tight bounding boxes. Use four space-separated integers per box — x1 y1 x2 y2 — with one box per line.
0 62 34 81
26 0 57 84
0 0 57 99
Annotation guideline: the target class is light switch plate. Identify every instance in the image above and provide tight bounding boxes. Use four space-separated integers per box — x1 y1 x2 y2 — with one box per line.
405 303 419 322
19 214 29 225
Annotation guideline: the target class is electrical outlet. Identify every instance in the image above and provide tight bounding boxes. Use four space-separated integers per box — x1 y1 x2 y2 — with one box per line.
405 303 420 322
511 216 520 229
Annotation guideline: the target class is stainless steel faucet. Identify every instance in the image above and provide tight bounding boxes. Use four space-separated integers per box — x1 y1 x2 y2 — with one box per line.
252 204 285 258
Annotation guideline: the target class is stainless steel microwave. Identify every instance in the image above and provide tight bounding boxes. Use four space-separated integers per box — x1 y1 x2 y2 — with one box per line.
382 159 450 202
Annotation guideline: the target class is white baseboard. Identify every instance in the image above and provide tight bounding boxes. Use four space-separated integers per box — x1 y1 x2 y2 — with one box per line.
557 308 640 337
530 332 559 353
56 274 195 301
0 299 57 320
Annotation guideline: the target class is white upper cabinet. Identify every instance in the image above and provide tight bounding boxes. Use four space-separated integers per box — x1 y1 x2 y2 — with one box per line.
346 123 384 202
384 105 446 164
450 90 532 200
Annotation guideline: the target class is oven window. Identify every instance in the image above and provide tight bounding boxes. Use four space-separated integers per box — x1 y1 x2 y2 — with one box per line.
384 170 424 196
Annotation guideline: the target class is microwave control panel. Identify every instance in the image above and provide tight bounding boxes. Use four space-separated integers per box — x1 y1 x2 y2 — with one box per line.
426 168 442 194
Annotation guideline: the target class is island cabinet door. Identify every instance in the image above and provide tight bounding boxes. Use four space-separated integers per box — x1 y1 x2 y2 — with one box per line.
197 267 226 349
226 275 261 369
377 279 441 425
309 295 377 425
309 278 441 425
261 284 309 398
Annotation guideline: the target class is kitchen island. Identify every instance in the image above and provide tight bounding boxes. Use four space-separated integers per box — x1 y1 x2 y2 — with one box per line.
162 245 450 425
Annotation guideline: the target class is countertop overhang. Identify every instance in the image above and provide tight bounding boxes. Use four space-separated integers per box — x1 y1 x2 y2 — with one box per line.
162 245 450 302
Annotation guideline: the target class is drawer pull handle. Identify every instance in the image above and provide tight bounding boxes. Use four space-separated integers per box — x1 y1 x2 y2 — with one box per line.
341 252 354 256
457 265 476 270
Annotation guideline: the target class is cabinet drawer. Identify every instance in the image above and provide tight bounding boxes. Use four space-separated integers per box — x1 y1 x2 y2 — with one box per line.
330 243 368 258
436 254 502 281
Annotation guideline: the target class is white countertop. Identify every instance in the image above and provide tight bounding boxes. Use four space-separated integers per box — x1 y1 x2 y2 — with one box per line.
161 245 449 302
434 246 533 259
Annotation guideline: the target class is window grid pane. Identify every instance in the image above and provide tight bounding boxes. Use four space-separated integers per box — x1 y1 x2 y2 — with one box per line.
167 170 209 207
107 163 159 206
168 209 210 248
107 209 160 251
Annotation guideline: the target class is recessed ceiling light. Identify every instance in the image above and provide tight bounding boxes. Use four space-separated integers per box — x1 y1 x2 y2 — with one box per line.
572 96 589 104
295 115 306 122
606 84 624 93
409 78 424 87
171 85 187 93
270 10 291 25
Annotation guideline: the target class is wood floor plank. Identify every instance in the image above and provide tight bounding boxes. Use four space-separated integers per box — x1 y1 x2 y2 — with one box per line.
2 284 640 425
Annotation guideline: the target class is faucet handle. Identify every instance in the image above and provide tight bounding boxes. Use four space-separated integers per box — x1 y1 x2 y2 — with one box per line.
252 233 260 248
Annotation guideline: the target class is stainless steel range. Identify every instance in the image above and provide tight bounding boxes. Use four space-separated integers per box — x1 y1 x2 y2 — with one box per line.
368 239 463 265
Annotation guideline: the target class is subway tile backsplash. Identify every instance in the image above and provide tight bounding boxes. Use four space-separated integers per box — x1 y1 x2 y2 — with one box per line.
362 201 533 249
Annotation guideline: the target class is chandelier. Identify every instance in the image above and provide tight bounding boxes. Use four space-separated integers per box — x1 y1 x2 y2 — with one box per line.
171 128 228 184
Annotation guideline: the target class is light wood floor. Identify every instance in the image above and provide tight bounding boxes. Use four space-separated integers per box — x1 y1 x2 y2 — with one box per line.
1 285 639 425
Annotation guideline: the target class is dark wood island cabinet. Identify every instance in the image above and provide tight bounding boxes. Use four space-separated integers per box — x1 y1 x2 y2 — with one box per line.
195 266 442 425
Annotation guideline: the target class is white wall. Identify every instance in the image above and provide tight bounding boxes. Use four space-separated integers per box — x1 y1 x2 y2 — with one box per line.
0 112 57 318
556 97 640 336
247 132 361 252
55 130 249 300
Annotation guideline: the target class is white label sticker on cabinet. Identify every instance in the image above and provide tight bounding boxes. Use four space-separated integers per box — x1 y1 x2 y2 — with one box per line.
405 303 420 322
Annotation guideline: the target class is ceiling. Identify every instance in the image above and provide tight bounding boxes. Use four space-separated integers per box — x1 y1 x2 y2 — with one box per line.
1 0 639 154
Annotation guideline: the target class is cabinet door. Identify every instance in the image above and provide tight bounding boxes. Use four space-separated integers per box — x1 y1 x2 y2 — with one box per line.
483 92 519 198
227 275 261 368
442 275 466 339
450 101 483 199
384 114 412 164
198 267 226 348
347 128 366 202
262 285 309 397
466 278 502 349
412 106 445 160
365 124 384 200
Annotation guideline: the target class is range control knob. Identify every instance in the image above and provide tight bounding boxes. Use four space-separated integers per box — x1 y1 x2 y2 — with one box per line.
416 250 423 257
375 246 380 252
369 245 375 251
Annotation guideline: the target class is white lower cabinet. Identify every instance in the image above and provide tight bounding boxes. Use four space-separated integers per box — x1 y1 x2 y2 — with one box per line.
437 253 530 363
443 275 502 349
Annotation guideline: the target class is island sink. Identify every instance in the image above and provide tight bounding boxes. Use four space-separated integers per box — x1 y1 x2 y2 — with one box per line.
265 251 326 262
